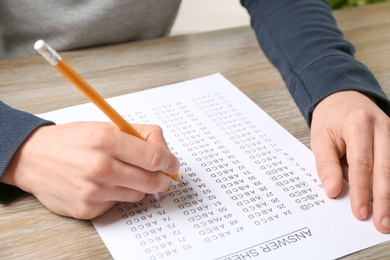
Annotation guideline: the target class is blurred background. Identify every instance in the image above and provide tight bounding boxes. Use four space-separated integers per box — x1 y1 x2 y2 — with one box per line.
329 0 390 9
170 0 249 36
170 0 390 36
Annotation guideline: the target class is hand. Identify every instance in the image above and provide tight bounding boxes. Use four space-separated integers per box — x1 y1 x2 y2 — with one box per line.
1 122 180 219
311 90 390 233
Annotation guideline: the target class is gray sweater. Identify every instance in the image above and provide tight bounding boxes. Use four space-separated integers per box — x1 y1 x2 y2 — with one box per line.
0 0 181 59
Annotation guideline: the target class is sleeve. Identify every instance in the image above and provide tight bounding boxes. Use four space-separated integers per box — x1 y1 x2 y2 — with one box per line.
240 0 390 125
0 101 54 203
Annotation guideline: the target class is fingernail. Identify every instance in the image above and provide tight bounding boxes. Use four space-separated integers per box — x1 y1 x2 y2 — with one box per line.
359 206 368 219
323 179 334 190
381 216 390 229
323 179 336 198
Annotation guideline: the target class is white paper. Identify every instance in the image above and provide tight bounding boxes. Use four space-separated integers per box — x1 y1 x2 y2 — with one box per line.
38 74 388 260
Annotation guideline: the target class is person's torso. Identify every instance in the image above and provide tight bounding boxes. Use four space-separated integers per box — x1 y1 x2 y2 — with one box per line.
0 0 181 59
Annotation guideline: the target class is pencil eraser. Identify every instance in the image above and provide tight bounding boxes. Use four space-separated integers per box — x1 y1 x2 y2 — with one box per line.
34 39 47 52
34 39 61 66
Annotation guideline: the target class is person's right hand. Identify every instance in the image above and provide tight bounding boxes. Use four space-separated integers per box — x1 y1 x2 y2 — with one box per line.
1 122 180 219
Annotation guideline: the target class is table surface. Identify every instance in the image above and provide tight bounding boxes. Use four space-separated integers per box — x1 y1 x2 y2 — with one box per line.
1 3 389 259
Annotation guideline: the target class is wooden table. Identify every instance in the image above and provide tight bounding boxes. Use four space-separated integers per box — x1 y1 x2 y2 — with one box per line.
1 3 389 259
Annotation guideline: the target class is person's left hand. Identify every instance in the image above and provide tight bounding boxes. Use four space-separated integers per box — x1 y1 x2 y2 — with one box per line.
311 90 390 233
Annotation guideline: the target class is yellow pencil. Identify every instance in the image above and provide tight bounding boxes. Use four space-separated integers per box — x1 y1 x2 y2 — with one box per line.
34 39 182 183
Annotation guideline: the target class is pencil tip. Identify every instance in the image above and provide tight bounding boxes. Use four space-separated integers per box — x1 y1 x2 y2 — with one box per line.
175 175 184 183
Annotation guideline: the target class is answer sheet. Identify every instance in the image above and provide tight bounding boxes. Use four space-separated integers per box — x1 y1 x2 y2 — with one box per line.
38 74 388 260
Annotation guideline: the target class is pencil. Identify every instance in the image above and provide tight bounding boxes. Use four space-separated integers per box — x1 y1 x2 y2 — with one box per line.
34 39 183 183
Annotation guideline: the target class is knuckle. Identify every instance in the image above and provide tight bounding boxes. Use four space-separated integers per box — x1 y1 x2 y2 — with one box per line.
342 104 373 123
377 161 390 179
79 184 100 202
70 202 95 220
132 191 146 202
146 175 162 193
377 118 390 134
351 108 373 123
146 174 169 193
86 124 115 150
315 160 329 174
150 124 163 134
71 185 102 219
350 156 373 172
342 109 373 134
149 148 167 171
315 160 336 177
72 209 91 220
83 155 113 180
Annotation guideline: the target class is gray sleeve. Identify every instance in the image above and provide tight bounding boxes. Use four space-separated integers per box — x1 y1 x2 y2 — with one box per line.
0 101 54 203
241 0 390 125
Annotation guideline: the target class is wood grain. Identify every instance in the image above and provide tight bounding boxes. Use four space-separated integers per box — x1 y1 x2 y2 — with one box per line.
1 2 389 259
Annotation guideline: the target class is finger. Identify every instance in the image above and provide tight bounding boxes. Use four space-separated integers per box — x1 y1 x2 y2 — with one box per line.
35 187 119 220
69 201 118 220
312 136 345 199
84 188 146 219
103 160 173 193
44 184 147 219
345 125 373 220
114 131 180 174
133 124 171 151
372 124 390 233
90 184 146 204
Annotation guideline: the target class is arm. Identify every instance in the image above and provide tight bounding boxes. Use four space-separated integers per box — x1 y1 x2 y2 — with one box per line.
0 101 54 203
1 102 180 218
241 0 390 233
240 0 389 121
1 121 180 219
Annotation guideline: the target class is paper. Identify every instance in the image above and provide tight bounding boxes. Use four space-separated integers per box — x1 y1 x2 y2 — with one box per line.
38 74 388 259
